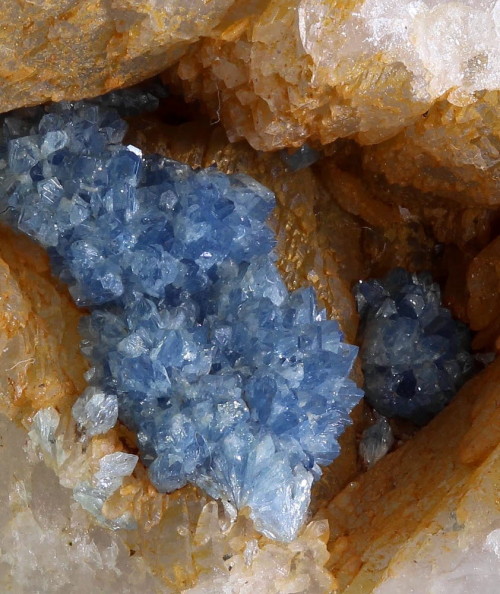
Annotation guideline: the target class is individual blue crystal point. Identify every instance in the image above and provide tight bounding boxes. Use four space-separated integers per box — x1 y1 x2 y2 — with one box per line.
0 88 364 541
280 144 320 171
355 268 473 425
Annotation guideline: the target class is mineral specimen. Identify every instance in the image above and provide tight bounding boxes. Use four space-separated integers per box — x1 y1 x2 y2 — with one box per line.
0 95 363 541
0 90 498 592
0 1 497 209
356 268 473 425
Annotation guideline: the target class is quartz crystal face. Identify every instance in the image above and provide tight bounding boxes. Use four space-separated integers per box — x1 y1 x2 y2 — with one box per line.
0 91 363 542
356 268 473 425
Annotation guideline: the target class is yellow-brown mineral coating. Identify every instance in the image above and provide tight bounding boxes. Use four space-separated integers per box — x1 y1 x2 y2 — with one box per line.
163 0 499 207
0 1 497 212
166 0 425 150
0 226 87 420
0 0 239 112
362 93 500 206
467 236 500 342
322 357 500 592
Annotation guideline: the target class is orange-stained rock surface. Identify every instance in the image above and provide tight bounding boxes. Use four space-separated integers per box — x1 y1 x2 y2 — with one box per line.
362 93 500 207
322 356 500 592
165 2 499 151
0 226 87 420
0 2 497 210
0 0 238 113
467 236 500 351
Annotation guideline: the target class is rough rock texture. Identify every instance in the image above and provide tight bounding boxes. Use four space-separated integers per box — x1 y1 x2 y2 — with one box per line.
362 92 500 206
0 0 236 113
323 355 500 592
0 226 86 420
0 411 334 593
164 0 499 205
467 236 500 351
0 2 497 207
373 525 500 594
0 414 164 593
168 1 499 145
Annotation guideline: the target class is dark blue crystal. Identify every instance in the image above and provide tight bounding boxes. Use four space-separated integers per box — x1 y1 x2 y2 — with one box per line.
356 268 473 425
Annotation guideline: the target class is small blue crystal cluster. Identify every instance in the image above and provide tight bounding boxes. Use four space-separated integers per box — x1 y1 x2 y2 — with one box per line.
356 268 473 425
0 91 363 541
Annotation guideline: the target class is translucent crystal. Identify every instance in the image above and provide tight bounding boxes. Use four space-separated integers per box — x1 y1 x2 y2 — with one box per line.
73 452 138 529
359 416 394 467
29 408 61 458
72 387 119 437
356 268 473 425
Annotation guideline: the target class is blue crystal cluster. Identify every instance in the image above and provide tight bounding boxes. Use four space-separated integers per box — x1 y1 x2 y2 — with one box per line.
0 91 363 541
356 268 473 425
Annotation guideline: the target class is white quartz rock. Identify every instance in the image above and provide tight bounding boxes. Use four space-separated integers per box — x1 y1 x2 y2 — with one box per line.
0 414 165 593
374 524 500 593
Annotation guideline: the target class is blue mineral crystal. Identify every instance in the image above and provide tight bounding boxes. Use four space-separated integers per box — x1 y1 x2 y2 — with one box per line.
356 268 473 425
280 144 320 171
0 90 363 541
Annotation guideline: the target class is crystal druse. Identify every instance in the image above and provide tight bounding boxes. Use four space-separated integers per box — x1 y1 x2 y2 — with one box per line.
0 93 363 542
356 268 473 425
